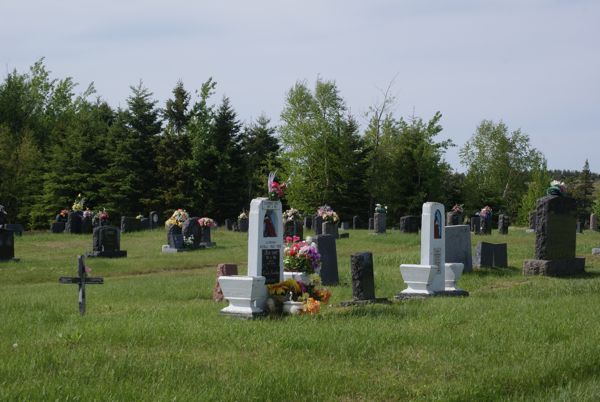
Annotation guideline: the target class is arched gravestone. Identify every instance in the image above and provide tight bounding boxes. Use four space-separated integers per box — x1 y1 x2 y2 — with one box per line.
86 226 127 258
149 211 159 229
523 195 585 276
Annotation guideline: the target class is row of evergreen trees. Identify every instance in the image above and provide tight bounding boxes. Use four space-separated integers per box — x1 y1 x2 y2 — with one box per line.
0 60 596 229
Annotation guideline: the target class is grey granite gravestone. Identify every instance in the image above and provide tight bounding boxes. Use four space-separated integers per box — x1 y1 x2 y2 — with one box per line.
475 242 507 268
590 213 598 232
86 226 127 258
498 214 509 235
368 217 374 230
149 211 159 229
224 219 233 231
399 216 419 233
199 226 216 248
523 195 585 276
340 221 350 230
470 215 481 234
373 213 386 234
445 225 473 273
446 212 462 226
315 234 339 286
162 224 187 252
65 212 82 234
352 216 360 230
340 252 389 306
303 216 312 230
480 216 492 235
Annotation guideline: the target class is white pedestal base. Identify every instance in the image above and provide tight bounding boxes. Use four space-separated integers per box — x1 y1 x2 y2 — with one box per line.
218 276 267 318
399 264 437 294
444 262 464 291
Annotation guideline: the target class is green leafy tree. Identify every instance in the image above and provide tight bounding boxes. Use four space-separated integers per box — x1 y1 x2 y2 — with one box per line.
460 120 544 217
571 159 595 221
517 158 551 225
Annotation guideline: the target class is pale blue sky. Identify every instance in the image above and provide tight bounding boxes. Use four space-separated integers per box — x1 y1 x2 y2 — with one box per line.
1 0 598 172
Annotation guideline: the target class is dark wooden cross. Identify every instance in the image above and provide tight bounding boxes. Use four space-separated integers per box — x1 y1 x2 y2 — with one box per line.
59 255 103 315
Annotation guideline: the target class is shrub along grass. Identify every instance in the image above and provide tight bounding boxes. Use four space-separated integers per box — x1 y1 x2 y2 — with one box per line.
1 227 600 401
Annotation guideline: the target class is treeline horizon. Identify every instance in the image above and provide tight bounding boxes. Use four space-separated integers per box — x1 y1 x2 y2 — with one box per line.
0 60 597 229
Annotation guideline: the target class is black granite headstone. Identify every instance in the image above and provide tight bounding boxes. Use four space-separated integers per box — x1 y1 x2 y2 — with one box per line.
168 225 184 250
475 242 507 268
399 216 419 233
322 221 338 239
314 216 323 235
303 216 312 230
51 221 66 233
470 216 481 234
480 217 492 235
351 252 375 300
238 218 249 232
182 217 202 248
81 216 93 234
0 229 16 261
86 225 127 258
498 214 509 235
352 216 360 230
315 234 338 285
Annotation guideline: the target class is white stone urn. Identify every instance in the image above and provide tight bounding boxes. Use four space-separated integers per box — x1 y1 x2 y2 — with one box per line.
399 264 437 295
282 300 304 315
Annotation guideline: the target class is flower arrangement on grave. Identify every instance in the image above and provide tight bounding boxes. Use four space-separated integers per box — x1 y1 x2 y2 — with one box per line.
480 205 492 219
268 172 287 201
375 204 387 214
547 180 567 196
135 214 144 219
317 205 339 224
83 208 93 218
72 194 85 212
238 211 248 220
451 204 464 214
284 236 321 274
165 208 189 228
93 208 109 222
59 209 69 219
283 208 301 223
267 276 331 315
197 217 216 227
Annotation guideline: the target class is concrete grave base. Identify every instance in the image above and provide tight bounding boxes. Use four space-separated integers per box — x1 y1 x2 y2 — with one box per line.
219 275 267 318
395 289 469 300
86 250 127 258
523 257 585 276
340 298 391 307
592 248 600 255
161 245 205 253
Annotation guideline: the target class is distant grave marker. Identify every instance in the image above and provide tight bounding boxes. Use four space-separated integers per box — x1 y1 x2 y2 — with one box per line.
59 256 104 315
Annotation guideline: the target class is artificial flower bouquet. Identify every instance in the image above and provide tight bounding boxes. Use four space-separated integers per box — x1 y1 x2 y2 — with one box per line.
547 180 567 196
375 203 387 214
238 211 248 220
198 217 216 227
268 172 287 200
451 204 464 214
317 205 339 224
267 275 332 315
283 208 301 223
72 193 85 212
480 205 492 219
283 236 321 274
165 208 189 228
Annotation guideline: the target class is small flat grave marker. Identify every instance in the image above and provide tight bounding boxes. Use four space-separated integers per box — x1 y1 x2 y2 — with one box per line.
59 255 103 315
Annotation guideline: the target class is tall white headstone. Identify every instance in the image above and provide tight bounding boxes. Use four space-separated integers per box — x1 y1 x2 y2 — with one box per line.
247 198 283 284
419 202 446 291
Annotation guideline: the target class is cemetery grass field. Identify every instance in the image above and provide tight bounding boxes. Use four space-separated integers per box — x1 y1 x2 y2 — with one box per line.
2 229 600 401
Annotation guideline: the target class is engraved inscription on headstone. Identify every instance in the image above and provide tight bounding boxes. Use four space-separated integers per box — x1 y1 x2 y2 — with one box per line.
261 249 280 284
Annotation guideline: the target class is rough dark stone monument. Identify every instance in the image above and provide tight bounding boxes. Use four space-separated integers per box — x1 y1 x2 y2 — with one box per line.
445 225 473 273
59 255 104 315
528 211 537 231
475 242 507 268
284 220 303 239
470 215 481 234
314 216 323 235
498 214 509 235
315 234 338 286
373 213 386 234
213 263 238 301
86 226 127 258
523 195 585 276
322 221 339 239
51 221 66 233
399 216 419 233
340 252 388 306
65 212 82 234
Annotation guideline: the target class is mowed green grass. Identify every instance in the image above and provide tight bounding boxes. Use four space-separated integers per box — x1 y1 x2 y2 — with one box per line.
2 227 600 401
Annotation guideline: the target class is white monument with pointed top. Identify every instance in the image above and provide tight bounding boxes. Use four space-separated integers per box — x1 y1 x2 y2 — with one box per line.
398 202 468 296
219 197 284 317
